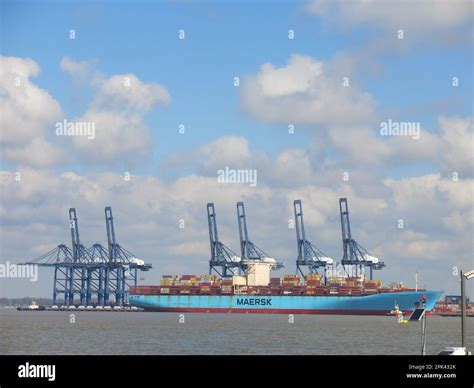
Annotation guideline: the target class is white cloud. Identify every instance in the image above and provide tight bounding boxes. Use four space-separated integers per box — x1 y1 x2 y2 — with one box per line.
199 136 250 170
329 126 391 164
2 141 473 297
169 241 210 256
375 231 452 262
442 210 474 233
305 0 473 32
3 138 66 168
384 173 442 210
327 116 472 168
162 136 254 176
254 148 313 187
438 178 474 210
241 54 376 126
1 56 172 167
68 73 171 163
438 116 473 176
164 136 318 188
257 56 323 97
288 185 390 237
387 128 440 161
384 174 473 233
59 57 93 78
58 59 172 164
70 110 153 162
0 56 62 146
369 116 472 173
92 74 171 111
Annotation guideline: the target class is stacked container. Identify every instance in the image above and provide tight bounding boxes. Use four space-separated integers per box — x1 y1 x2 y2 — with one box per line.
329 286 339 295
160 275 178 286
282 275 300 286
314 286 329 295
199 274 218 285
221 285 232 294
179 275 199 286
363 280 382 289
327 277 346 286
345 277 362 287
306 273 323 287
257 286 271 295
305 286 315 295
269 277 281 287
219 278 233 294
270 286 281 295
190 285 201 295
291 286 303 295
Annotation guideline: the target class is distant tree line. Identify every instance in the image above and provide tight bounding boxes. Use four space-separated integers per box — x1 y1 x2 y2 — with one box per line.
0 297 53 306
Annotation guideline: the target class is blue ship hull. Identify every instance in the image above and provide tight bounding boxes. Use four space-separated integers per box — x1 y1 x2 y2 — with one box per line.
129 290 443 315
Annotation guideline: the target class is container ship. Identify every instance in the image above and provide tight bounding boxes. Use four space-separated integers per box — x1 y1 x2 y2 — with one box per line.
431 295 474 317
129 199 443 316
129 273 441 315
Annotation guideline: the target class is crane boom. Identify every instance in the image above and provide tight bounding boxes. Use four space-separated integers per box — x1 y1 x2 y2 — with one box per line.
339 198 385 279
294 200 333 281
236 202 283 269
207 203 240 277
105 206 118 262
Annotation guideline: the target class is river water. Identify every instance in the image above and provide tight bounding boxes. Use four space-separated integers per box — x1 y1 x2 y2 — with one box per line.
0 309 472 355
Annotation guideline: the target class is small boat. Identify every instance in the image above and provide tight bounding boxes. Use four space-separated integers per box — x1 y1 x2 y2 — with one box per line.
438 347 470 355
17 300 46 311
389 303 401 316
388 303 409 324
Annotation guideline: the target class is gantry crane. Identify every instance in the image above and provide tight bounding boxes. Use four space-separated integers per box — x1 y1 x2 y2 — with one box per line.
207 203 241 277
23 207 151 307
236 202 284 269
294 200 333 282
67 208 92 305
339 198 385 279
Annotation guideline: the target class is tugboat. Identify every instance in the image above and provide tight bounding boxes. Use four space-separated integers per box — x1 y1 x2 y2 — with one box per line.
17 300 46 311
389 303 408 324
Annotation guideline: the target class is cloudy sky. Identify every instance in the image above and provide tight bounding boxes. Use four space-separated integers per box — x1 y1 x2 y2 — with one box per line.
1 0 473 298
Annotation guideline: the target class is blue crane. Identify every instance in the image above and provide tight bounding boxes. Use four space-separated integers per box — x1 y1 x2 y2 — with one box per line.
339 198 385 280
67 208 92 305
69 208 89 262
294 200 333 282
23 207 151 307
103 206 152 305
86 243 109 305
207 203 241 277
236 202 284 269
26 208 92 306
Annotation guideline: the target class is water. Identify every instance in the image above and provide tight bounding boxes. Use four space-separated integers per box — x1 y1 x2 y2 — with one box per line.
0 309 472 355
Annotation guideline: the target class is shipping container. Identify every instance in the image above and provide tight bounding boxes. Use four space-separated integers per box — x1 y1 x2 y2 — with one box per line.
270 287 281 295
363 288 378 293
283 275 300 281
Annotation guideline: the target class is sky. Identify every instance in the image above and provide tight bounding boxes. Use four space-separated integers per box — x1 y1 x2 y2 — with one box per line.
0 0 473 299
